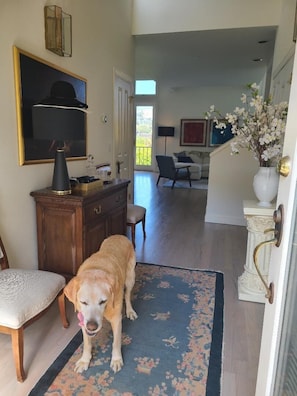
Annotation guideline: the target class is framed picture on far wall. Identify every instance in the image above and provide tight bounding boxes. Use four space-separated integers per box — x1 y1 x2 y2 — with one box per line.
180 119 207 146
209 120 234 146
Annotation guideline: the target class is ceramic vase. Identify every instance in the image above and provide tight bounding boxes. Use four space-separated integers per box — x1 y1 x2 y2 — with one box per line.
253 166 279 207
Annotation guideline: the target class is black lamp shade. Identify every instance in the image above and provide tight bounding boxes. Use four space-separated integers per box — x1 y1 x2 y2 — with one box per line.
31 80 88 195
158 126 175 137
32 106 86 141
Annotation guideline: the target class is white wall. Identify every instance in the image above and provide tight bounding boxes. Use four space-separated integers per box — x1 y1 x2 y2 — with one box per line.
271 0 296 76
134 0 295 226
205 0 296 226
205 144 259 226
132 0 282 35
0 0 133 268
155 85 251 157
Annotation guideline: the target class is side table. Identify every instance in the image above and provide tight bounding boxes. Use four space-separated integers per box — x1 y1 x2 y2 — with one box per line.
238 200 275 303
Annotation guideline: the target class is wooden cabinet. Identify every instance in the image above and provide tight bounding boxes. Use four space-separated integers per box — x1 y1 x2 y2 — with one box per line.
31 179 129 280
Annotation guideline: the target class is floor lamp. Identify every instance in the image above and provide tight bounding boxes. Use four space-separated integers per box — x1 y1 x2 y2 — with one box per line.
158 126 175 155
32 81 88 195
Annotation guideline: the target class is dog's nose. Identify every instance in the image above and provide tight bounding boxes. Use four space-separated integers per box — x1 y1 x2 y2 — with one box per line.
86 320 99 332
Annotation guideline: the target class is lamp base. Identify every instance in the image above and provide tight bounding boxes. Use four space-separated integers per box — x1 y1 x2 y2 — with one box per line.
52 149 71 195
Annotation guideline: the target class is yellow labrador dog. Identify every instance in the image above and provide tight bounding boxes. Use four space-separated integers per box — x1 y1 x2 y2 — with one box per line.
64 235 138 374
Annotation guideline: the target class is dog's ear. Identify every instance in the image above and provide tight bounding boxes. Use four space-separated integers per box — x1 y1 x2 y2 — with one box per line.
105 274 116 308
64 277 79 309
109 286 115 308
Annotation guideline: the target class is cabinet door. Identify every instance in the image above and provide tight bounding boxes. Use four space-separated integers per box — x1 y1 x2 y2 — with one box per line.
37 205 82 277
84 219 107 260
108 205 127 236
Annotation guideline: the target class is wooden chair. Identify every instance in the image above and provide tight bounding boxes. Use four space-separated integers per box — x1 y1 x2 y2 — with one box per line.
127 204 146 248
156 155 192 189
0 235 69 382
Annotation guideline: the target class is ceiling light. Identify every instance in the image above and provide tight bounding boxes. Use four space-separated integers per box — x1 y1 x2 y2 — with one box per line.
253 58 263 62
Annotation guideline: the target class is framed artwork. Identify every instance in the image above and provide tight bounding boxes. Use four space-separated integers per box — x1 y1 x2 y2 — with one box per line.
209 120 233 146
180 119 207 146
13 46 87 165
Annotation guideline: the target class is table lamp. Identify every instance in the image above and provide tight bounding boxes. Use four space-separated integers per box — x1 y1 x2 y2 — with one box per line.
32 81 88 195
158 126 174 155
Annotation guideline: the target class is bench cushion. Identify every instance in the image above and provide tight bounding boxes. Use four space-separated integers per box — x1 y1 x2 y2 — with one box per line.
0 269 65 329
127 204 146 223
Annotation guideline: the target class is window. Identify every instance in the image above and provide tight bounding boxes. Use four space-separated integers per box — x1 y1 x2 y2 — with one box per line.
135 80 156 95
134 80 156 170
135 105 154 166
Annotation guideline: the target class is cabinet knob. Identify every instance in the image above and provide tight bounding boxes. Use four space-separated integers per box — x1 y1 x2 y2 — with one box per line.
94 206 102 215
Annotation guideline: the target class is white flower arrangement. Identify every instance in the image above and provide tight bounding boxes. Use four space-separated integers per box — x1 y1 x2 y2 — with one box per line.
205 83 288 166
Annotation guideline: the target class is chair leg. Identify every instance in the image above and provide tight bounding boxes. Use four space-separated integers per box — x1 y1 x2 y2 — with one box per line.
131 224 136 248
172 169 179 188
11 327 25 382
187 168 192 187
142 213 146 238
58 291 70 328
156 175 161 186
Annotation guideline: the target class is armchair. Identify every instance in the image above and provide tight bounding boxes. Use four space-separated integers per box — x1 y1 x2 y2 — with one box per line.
156 155 192 189
0 235 69 382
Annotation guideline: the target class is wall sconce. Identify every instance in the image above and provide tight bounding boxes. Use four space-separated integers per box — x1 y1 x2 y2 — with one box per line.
44 5 72 57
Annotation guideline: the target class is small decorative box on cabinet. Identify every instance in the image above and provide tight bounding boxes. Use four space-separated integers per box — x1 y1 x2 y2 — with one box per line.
31 179 129 280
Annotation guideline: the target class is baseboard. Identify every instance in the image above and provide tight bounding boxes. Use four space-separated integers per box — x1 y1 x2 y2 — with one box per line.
204 213 246 226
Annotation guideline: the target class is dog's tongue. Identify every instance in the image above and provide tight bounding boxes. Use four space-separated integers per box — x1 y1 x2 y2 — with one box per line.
77 312 84 327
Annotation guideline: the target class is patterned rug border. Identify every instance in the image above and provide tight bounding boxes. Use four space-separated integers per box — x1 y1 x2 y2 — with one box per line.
29 263 224 396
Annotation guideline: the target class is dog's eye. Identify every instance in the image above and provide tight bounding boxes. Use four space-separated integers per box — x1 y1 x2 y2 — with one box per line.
99 299 107 305
80 301 88 306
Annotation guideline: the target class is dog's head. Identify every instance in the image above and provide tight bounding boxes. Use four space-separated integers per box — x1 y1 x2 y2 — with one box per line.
64 269 115 337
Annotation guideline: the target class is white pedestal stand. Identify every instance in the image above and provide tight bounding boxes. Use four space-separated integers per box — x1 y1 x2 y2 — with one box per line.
238 200 275 303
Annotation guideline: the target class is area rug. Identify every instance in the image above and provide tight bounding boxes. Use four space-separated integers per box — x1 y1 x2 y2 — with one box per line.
29 263 224 396
162 179 208 190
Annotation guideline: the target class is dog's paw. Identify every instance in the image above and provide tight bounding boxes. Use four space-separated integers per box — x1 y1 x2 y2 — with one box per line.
110 357 123 373
126 309 138 321
74 358 90 373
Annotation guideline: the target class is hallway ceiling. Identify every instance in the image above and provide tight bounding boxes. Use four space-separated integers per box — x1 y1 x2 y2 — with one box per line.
134 26 277 89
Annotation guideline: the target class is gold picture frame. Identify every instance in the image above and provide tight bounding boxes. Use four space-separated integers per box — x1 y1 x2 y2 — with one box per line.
13 46 87 165
293 3 297 43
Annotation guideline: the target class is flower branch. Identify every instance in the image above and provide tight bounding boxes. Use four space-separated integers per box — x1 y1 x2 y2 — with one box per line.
205 83 288 167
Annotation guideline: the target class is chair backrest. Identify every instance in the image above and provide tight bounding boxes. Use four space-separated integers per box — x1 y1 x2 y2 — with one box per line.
156 155 176 178
0 236 9 270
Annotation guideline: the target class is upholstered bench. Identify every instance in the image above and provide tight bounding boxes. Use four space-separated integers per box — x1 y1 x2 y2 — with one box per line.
0 236 69 382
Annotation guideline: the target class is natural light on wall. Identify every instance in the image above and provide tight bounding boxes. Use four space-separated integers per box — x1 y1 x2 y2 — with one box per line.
135 80 156 95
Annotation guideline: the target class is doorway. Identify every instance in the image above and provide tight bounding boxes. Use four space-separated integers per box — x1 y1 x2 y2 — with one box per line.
113 70 134 201
135 104 155 171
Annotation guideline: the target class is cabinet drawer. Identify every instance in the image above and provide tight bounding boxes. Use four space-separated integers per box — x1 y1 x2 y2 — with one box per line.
84 192 126 223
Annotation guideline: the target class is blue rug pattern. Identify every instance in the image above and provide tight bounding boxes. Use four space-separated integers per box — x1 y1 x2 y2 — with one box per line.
29 263 223 396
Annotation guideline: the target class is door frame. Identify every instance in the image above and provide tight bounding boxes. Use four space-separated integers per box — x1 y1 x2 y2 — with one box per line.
113 68 134 201
256 47 297 395
134 95 157 172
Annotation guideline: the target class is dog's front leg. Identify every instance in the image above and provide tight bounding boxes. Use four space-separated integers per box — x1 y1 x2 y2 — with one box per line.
110 315 123 373
74 328 92 373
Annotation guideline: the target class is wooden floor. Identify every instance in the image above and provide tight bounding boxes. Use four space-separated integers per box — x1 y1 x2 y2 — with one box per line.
0 171 264 396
